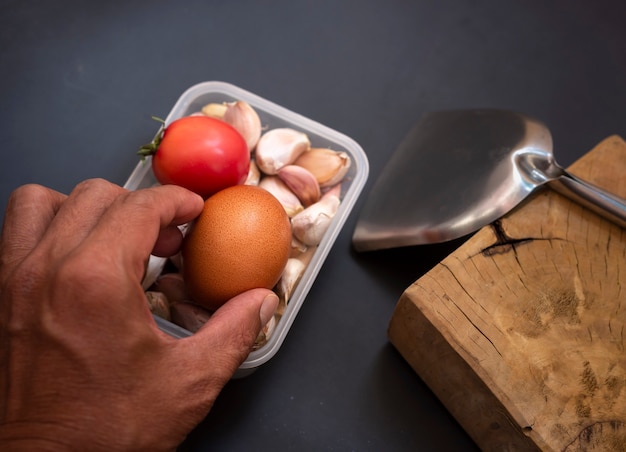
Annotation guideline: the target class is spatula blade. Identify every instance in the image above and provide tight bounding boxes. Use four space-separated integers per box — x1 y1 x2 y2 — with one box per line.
352 109 544 251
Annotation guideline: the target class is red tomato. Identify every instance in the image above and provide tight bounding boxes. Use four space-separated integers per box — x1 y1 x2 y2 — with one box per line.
143 116 250 198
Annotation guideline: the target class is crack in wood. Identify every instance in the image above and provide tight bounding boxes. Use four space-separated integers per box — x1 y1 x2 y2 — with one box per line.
443 292 504 358
480 219 536 257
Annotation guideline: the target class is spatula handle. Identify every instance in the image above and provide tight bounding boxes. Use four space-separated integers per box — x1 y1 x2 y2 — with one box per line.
549 172 626 229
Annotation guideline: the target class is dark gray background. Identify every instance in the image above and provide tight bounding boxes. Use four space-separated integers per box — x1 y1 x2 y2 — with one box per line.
2 1 625 450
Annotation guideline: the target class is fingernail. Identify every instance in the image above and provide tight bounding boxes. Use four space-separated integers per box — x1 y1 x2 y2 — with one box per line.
260 292 279 326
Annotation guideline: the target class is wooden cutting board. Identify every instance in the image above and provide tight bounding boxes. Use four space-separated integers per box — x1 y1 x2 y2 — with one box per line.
388 135 626 451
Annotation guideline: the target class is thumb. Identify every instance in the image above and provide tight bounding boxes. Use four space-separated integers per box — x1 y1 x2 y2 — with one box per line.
186 288 279 380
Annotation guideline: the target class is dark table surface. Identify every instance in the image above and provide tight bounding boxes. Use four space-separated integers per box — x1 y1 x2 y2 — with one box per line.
2 1 626 450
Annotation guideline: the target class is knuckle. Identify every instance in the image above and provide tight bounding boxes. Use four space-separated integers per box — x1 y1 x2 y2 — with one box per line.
9 183 52 207
73 178 123 198
1 260 47 330
116 189 165 222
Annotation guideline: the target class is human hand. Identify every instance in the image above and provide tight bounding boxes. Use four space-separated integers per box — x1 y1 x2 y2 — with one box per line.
0 179 279 451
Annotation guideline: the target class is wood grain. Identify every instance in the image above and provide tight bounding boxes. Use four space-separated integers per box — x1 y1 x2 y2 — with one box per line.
388 136 626 451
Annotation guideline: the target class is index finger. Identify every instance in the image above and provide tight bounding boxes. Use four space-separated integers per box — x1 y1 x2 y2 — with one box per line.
86 184 204 281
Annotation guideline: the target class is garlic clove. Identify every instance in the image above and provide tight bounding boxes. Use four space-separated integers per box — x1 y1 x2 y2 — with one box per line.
290 190 341 246
296 244 317 267
277 164 321 207
293 147 351 188
153 272 188 305
290 236 308 257
146 291 172 321
275 258 306 304
223 101 262 152
255 128 310 175
321 182 342 199
201 102 228 118
259 175 304 217
170 301 212 333
276 245 316 305
245 159 261 186
253 315 277 350
202 100 262 152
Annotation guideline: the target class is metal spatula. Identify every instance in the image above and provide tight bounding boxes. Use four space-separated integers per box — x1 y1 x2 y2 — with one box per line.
352 109 626 252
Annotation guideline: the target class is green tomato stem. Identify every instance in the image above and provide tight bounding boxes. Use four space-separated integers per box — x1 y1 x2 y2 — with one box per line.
137 116 166 160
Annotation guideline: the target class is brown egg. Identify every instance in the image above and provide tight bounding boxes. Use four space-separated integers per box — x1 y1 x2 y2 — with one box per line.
182 184 292 311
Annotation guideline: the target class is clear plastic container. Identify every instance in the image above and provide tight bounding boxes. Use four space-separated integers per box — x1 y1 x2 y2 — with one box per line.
124 81 369 377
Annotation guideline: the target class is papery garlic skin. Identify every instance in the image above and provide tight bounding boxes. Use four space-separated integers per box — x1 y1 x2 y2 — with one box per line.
277 164 321 207
294 147 351 188
255 128 310 175
259 175 304 217
290 191 341 246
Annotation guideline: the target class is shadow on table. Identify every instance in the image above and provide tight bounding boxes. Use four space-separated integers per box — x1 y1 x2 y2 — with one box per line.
349 234 473 299
357 343 480 450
